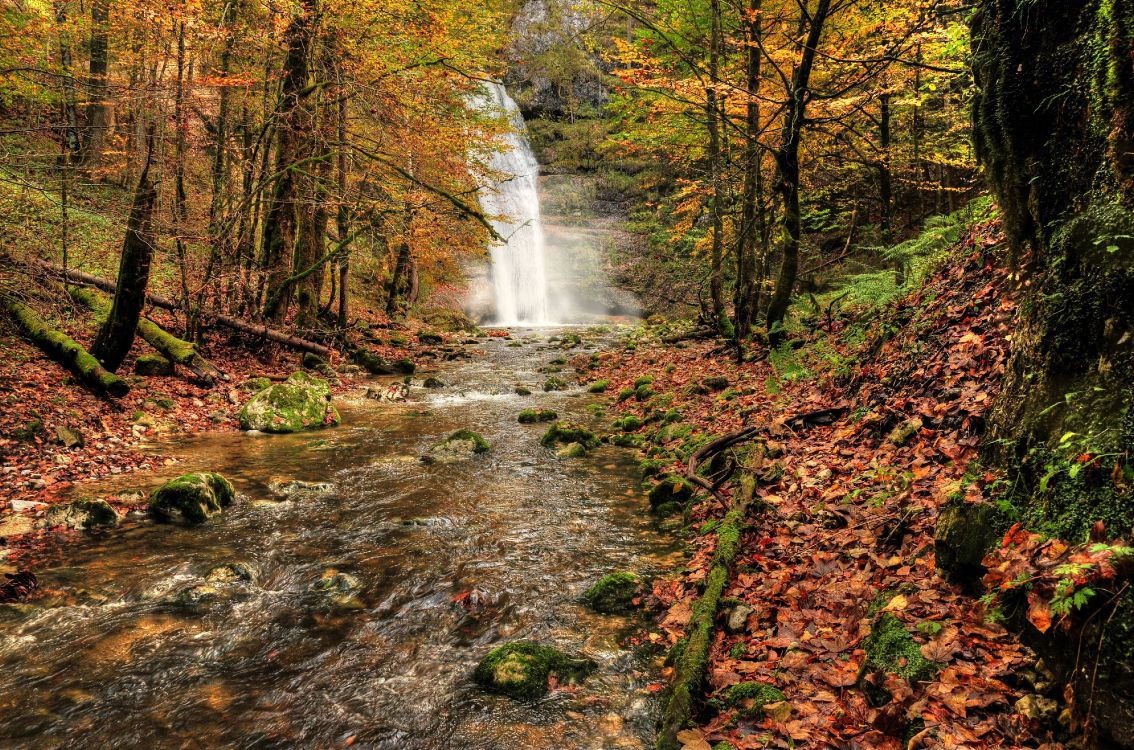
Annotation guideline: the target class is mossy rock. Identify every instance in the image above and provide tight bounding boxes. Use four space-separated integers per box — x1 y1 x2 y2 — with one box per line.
557 442 589 458
587 380 609 393
424 429 490 463
518 408 558 424
717 682 786 718
633 375 654 388
934 501 1008 587
473 641 596 701
608 433 642 448
613 415 643 432
134 353 173 377
423 376 445 389
302 352 329 370
540 422 600 450
206 562 257 583
515 386 533 396
240 376 272 392
44 498 120 530
417 330 444 345
422 308 478 333
616 387 636 402
583 571 642 614
149 472 235 524
634 384 655 400
543 376 568 392
648 474 695 510
863 612 938 685
239 372 340 434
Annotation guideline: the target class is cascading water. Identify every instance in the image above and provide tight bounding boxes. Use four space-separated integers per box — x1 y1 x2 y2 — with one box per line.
476 83 552 325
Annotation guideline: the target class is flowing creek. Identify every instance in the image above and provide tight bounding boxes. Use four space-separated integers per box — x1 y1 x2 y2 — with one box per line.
0 329 680 749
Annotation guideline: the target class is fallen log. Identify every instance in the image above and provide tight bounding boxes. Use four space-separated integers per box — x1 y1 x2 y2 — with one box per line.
68 286 226 383
2 295 129 397
661 326 715 345
37 262 332 357
656 475 753 750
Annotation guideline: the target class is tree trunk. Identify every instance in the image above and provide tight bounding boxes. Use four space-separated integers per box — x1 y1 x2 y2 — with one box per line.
90 154 157 371
80 0 111 170
335 76 351 328
261 0 316 322
766 0 832 343
733 0 764 346
973 0 1134 744
705 0 730 338
2 296 128 397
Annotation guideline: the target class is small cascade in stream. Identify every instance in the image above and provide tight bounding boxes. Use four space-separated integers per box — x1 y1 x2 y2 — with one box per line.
476 82 552 325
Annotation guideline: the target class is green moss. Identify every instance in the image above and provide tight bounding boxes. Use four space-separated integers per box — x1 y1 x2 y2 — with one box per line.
617 387 636 402
587 380 609 393
541 422 600 449
239 372 338 434
718 682 786 717
635 384 655 401
583 571 642 614
134 353 173 376
473 641 596 701
543 376 567 392
446 429 490 453
648 474 695 510
863 613 938 684
149 472 235 524
934 500 1010 585
633 375 654 388
639 458 667 479
518 408 558 424
613 415 643 432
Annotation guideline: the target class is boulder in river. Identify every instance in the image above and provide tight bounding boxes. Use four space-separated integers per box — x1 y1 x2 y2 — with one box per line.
239 371 341 434
473 641 596 701
149 472 235 523
44 498 120 530
583 572 643 614
517 408 557 424
423 429 490 464
540 422 599 450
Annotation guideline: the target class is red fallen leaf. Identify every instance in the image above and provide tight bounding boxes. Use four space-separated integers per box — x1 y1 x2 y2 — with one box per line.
1026 591 1053 633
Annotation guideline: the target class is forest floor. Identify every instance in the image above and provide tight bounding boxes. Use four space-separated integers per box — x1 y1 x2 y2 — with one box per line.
586 219 1074 749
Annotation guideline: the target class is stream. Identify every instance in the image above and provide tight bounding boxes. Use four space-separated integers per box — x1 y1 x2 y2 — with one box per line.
0 329 678 749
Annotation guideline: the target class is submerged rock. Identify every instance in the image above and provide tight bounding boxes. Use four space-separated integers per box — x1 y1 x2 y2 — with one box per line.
268 478 334 500
473 641 596 701
423 376 446 389
366 382 409 402
557 442 588 458
44 498 120 530
423 430 490 464
307 568 364 609
540 422 599 451
149 472 235 524
239 371 340 434
206 562 257 583
583 572 642 614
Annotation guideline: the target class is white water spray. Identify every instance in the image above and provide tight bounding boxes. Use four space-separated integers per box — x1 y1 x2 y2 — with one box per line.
476 83 551 325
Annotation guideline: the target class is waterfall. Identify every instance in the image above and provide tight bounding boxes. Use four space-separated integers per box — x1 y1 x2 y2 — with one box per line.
476 83 551 325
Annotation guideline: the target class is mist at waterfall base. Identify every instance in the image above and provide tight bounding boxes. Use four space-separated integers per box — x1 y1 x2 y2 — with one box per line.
464 83 639 326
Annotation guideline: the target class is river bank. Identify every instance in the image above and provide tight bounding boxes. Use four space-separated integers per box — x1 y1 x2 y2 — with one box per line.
585 228 1073 748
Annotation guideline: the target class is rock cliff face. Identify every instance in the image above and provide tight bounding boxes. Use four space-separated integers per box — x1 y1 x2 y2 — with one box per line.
505 0 607 117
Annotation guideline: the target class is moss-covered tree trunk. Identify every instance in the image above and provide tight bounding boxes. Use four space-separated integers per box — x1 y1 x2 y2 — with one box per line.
91 157 157 371
972 1 1134 743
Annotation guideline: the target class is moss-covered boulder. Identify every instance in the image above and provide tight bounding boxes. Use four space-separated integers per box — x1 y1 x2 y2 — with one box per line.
612 415 643 431
863 612 938 685
240 376 272 392
540 422 600 450
149 472 235 524
423 429 490 463
587 380 609 393
239 371 340 434
648 474 695 510
134 353 174 376
583 572 642 614
423 376 445 389
518 408 558 424
543 376 567 392
934 501 1007 587
557 442 588 458
44 498 120 530
473 641 596 701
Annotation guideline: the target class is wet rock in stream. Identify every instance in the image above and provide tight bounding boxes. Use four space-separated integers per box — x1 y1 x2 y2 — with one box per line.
149 472 235 524
238 371 341 434
306 568 364 609
474 641 597 701
267 478 335 501
421 429 490 464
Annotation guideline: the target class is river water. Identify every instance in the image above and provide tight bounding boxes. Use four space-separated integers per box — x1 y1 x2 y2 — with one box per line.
0 329 678 749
